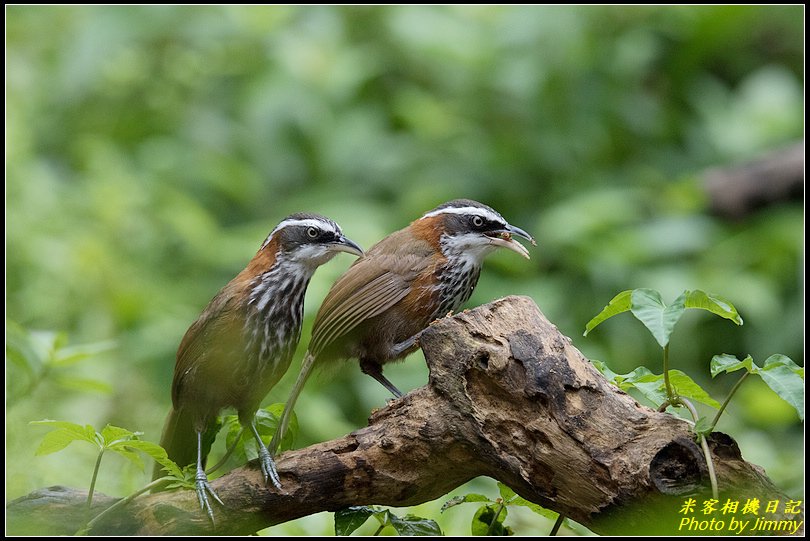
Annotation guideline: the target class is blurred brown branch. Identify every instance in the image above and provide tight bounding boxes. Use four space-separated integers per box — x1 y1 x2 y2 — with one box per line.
704 142 804 219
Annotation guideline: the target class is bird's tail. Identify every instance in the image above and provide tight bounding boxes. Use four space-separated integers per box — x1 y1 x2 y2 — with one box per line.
269 351 318 455
152 406 220 482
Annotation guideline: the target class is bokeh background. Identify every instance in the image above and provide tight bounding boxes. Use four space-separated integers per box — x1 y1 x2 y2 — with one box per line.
6 5 803 535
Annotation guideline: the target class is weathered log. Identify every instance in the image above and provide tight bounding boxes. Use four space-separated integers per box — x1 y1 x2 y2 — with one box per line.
7 296 802 535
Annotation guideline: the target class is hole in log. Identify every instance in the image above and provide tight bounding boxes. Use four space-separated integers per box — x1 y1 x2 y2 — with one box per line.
707 432 742 460
649 437 707 495
474 350 490 369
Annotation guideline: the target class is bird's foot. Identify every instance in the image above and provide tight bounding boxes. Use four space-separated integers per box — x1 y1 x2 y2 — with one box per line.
195 469 224 523
257 444 282 489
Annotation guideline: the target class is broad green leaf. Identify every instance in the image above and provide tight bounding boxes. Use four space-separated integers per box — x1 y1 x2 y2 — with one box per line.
758 355 804 421
109 445 144 469
497 482 517 502
710 354 754 377
668 371 722 409
335 506 375 536
121 439 184 478
230 404 299 461
630 289 686 348
30 420 98 455
441 493 493 512
764 354 804 377
100 424 137 444
508 497 559 520
52 340 116 367
53 376 114 394
388 514 443 536
583 290 632 336
471 504 512 536
590 360 619 382
684 290 743 326
627 370 720 409
6 321 42 376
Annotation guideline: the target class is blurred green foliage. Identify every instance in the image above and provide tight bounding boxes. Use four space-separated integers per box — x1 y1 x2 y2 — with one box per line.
7 5 803 535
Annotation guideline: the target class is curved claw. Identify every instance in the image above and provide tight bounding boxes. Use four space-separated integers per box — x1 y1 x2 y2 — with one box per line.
195 469 224 523
257 444 282 489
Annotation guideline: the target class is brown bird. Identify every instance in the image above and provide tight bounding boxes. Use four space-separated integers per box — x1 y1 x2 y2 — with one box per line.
269 199 534 457
153 213 363 520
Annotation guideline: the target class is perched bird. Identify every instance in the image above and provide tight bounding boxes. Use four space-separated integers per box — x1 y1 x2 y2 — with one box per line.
153 213 363 520
269 199 534 456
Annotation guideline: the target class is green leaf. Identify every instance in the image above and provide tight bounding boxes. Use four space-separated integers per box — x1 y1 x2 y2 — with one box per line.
53 376 114 394
508 497 559 520
335 506 375 536
630 289 686 348
624 370 721 409
590 360 620 382
710 354 754 377
583 290 632 336
100 424 138 445
441 493 493 512
120 439 184 478
693 416 714 436
229 404 299 462
471 504 512 536
109 445 145 469
668 371 722 409
758 355 804 421
684 290 743 326
497 482 517 502
51 340 116 367
29 420 98 455
388 514 443 536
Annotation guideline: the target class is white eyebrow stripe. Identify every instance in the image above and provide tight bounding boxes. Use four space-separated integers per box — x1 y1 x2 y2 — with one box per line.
421 206 505 223
261 218 338 249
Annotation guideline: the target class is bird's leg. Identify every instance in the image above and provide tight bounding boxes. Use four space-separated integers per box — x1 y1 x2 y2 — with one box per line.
195 430 223 523
360 358 403 398
389 330 424 358
248 417 281 489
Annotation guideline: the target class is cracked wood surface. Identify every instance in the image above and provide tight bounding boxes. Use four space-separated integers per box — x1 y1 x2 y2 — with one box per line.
7 296 801 535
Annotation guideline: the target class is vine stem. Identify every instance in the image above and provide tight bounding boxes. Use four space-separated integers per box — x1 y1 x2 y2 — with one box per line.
680 398 718 499
662 344 675 402
86 450 104 511
206 427 245 475
487 500 507 535
79 477 172 535
550 514 565 535
709 371 749 432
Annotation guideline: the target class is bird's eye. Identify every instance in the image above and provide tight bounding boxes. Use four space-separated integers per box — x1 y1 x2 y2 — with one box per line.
472 216 484 228
307 227 319 238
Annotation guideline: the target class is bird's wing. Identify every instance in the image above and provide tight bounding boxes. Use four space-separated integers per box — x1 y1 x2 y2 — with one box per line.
309 234 435 356
171 288 243 406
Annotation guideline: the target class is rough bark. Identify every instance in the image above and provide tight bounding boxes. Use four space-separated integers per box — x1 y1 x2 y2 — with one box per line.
7 296 802 536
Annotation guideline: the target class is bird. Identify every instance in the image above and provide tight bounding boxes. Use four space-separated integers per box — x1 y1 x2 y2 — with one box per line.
153 213 363 521
268 199 534 458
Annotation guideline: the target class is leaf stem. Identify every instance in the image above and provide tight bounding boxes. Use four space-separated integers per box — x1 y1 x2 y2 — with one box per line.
80 477 171 534
680 398 718 499
709 371 749 432
487 501 506 535
550 514 565 536
662 344 675 402
207 427 244 475
86 449 104 510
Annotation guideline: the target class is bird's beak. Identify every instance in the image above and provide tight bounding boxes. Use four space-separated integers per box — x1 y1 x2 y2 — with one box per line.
329 235 365 257
487 224 536 260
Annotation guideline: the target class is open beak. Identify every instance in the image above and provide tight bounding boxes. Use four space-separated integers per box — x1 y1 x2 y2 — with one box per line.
487 224 536 260
329 235 364 257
